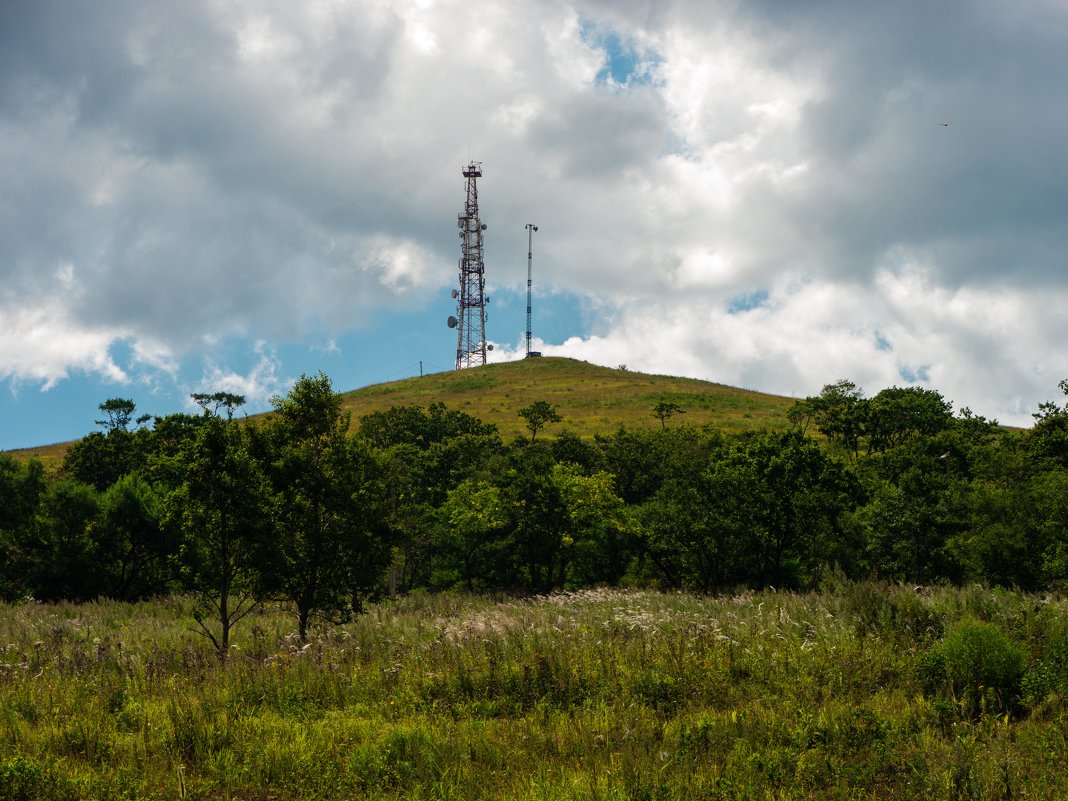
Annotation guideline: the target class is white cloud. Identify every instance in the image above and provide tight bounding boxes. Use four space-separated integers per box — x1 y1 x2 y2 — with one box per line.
192 341 291 409
1 0 1067 430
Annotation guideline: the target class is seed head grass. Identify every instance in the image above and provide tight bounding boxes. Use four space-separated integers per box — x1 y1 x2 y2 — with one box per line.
3 585 1068 799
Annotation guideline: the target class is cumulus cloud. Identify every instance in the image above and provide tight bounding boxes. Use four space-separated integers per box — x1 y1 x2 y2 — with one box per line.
1 0 1067 428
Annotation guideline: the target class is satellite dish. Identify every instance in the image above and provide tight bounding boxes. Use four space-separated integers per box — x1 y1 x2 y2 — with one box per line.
457 219 463 228
459 231 464 238
447 316 458 328
487 344 494 351
480 223 487 231
485 295 490 304
451 289 458 299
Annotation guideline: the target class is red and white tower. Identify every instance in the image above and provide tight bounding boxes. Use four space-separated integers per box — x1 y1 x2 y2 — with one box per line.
447 162 491 369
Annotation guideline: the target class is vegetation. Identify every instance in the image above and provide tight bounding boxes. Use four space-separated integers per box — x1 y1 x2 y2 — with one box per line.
6 362 1068 795
4 586 1068 799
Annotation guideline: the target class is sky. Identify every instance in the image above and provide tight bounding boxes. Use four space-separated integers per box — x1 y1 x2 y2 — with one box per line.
2 0 1068 450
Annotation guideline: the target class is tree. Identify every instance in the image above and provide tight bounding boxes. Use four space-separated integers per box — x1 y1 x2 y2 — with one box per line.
434 479 509 590
95 472 174 600
168 415 274 659
191 392 246 421
95 398 150 432
30 479 102 601
866 386 953 454
653 402 685 430
518 401 562 442
701 430 864 587
0 455 46 601
789 380 867 456
259 373 391 640
358 403 497 450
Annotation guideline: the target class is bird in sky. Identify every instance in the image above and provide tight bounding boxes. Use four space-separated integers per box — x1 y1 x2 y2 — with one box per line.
939 122 949 127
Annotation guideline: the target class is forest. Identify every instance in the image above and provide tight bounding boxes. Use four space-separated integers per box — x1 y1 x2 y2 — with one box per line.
3 371 1068 654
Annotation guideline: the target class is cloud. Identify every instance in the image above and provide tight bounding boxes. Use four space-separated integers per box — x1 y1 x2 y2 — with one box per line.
192 340 291 409
1 0 1067 429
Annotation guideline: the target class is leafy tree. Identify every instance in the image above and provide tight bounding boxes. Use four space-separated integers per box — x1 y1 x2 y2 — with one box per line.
866 386 953 453
0 455 46 600
358 402 497 450
95 398 150 432
95 472 174 600
518 401 563 442
259 373 392 640
434 479 510 590
653 402 686 430
30 480 102 601
789 380 867 456
704 430 864 587
551 463 634 586
191 392 246 421
168 415 274 659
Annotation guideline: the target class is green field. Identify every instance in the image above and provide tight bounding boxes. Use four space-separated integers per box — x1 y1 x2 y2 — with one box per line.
336 358 794 442
3 584 1068 800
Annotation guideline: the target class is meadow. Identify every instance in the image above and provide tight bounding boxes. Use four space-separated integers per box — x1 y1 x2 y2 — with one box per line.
4 583 1068 800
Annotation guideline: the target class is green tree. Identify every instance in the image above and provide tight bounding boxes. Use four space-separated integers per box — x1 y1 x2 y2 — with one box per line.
260 373 392 640
518 401 563 442
95 397 150 432
434 479 510 590
168 415 273 659
704 430 864 587
30 480 102 601
358 403 497 450
653 401 685 430
0 455 46 600
95 472 174 600
191 392 246 421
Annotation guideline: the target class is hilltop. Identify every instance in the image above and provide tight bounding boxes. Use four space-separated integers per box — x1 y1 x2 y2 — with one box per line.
6 358 796 469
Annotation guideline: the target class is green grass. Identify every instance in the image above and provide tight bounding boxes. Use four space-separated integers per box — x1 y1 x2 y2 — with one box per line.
4 584 1068 799
337 357 795 441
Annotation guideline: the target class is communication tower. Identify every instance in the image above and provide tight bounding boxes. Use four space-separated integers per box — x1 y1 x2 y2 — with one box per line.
525 223 541 358
447 162 492 369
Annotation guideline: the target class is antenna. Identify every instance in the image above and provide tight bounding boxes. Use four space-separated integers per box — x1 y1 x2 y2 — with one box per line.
525 223 539 358
448 162 491 369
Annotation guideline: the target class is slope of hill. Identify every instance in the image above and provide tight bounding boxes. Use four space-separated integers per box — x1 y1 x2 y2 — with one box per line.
5 358 796 469
337 357 795 440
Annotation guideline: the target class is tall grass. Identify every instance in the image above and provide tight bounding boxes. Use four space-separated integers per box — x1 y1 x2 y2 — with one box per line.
3 585 1068 799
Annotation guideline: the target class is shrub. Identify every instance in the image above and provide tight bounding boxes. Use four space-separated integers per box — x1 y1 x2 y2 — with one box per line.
917 618 1023 717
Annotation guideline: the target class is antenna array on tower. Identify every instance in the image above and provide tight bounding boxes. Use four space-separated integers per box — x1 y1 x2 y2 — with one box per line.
448 162 492 369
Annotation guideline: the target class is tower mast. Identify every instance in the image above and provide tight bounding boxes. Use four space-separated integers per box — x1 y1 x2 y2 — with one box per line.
525 223 538 358
448 162 490 369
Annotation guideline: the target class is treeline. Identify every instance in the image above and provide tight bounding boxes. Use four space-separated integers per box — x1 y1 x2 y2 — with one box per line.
3 372 1068 650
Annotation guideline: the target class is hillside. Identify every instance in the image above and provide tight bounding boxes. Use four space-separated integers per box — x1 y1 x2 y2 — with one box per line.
5 358 796 469
337 357 795 440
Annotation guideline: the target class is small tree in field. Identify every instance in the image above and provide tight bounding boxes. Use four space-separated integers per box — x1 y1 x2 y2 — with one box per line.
653 402 685 430
259 373 391 641
518 401 562 442
169 414 273 659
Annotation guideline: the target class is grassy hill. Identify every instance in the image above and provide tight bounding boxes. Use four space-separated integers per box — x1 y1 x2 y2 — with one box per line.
5 358 797 470
337 357 795 440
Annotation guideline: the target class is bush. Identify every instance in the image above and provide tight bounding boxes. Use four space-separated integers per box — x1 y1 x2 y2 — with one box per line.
0 756 76 801
917 618 1023 717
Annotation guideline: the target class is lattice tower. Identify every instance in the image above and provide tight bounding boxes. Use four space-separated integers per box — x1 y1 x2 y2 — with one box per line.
448 162 490 369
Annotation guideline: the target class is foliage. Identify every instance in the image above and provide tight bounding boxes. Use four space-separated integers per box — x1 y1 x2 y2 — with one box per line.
918 618 1024 717
3 586 1068 799
260 373 392 639
517 400 563 441
167 414 274 658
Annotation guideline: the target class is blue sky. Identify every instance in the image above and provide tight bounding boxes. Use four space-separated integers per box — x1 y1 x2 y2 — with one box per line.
3 0 1068 450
